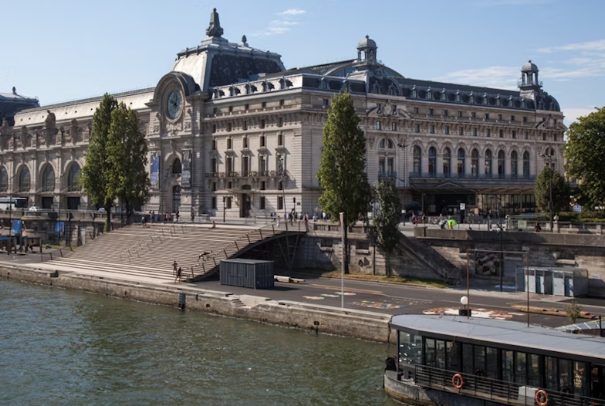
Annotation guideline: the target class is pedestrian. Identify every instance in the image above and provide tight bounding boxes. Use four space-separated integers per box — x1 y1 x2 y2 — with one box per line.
172 260 178 276
191 207 195 223
175 266 182 283
163 212 167 222
142 216 147 227
211 220 216 229
422 213 426 225
175 210 180 223
322 211 326 221
277 215 280 228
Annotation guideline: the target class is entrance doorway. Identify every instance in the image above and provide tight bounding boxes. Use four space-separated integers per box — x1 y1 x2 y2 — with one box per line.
67 197 80 210
240 194 251 218
172 185 181 212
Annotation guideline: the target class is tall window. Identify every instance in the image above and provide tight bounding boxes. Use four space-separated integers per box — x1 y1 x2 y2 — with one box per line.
241 156 249 176
67 163 80 192
0 167 8 192
457 149 465 177
278 133 284 146
429 125 435 134
226 157 233 174
379 139 385 149
471 149 479 177
428 147 436 176
172 158 182 174
42 165 55 192
413 146 422 175
378 157 385 176
211 157 218 173
260 135 266 147
443 148 451 177
259 155 266 174
387 139 394 149
498 150 505 178
511 151 518 178
523 151 530 178
277 153 285 174
391 122 397 131
387 157 394 175
172 185 181 211
18 166 30 192
445 125 450 135
459 127 464 135
376 121 382 130
414 124 420 133
485 149 492 177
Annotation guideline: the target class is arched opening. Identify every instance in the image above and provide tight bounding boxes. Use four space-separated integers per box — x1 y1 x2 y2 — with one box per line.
485 149 493 177
172 185 181 212
498 150 505 178
471 149 479 177
457 149 465 177
428 147 437 176
379 139 386 149
387 139 394 149
0 167 7 192
511 151 518 178
413 146 422 175
443 148 451 177
42 165 55 192
67 163 81 192
19 166 30 192
172 158 182 175
523 152 530 178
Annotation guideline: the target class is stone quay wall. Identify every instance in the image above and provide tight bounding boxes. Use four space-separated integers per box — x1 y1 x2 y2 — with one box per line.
0 264 396 343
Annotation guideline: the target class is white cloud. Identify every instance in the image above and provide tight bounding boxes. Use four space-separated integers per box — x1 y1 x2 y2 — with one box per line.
434 66 519 90
538 39 605 53
563 107 597 126
270 20 300 26
279 9 305 15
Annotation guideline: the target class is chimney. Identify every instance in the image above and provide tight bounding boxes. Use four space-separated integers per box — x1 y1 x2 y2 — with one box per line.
12 87 16 95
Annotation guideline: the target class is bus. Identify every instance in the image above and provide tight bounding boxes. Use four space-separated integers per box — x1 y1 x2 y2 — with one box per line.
0 197 28 211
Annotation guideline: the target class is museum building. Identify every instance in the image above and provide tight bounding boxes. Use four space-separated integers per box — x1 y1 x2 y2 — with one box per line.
0 9 566 219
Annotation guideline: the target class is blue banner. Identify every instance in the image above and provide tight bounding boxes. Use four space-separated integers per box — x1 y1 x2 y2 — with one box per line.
12 220 22 235
150 152 160 189
55 222 65 236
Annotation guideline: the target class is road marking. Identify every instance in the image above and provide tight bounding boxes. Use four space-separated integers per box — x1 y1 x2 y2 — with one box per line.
309 284 383 295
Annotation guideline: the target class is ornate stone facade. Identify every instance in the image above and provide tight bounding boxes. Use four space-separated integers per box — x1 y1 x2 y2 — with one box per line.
4 9 565 218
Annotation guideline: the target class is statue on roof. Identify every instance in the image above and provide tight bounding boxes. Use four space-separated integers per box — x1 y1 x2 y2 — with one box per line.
206 8 224 38
44 110 56 130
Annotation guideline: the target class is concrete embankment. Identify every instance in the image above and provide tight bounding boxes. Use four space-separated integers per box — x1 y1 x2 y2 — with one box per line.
0 264 395 343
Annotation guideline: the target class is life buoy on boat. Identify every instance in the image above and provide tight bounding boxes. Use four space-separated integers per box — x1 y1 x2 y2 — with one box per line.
452 374 464 389
535 390 549 406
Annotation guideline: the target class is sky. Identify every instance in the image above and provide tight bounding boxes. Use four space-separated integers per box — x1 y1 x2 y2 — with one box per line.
2 0 604 127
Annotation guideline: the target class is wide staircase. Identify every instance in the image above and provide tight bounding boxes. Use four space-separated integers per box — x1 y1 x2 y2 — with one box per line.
398 233 462 284
52 223 301 284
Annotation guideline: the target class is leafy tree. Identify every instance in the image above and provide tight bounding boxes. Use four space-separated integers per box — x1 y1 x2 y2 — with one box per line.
534 166 571 213
565 106 605 208
317 91 371 273
565 300 582 324
106 103 150 225
81 94 117 231
370 181 401 276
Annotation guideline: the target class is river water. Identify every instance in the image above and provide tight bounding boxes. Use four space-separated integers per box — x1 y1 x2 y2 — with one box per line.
0 280 398 406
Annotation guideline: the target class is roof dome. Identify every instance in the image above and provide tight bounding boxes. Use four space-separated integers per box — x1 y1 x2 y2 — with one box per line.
357 35 377 49
521 60 538 72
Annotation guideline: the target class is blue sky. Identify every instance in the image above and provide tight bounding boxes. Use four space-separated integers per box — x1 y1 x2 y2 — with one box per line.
2 0 603 126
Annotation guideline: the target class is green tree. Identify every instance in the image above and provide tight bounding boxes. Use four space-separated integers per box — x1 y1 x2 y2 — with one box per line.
81 94 118 231
317 91 371 273
106 103 150 225
370 181 401 276
565 106 605 208
534 166 571 213
565 300 582 324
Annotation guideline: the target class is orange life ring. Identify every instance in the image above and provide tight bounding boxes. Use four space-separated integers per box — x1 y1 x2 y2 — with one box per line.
535 389 549 406
452 374 464 389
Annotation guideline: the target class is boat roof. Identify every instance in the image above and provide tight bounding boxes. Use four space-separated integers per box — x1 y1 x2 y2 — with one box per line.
391 315 605 363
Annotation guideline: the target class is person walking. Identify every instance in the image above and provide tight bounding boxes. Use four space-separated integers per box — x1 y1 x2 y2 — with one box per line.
191 207 195 224
175 267 182 283
163 212 167 223
175 210 180 223
172 260 178 276
276 215 280 228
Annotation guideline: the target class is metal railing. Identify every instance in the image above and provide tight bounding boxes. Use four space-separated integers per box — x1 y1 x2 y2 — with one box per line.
409 172 535 181
415 364 603 406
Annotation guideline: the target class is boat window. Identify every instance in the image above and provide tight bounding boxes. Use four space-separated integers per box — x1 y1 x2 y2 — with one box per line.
545 356 558 391
474 345 486 376
398 332 422 366
425 338 436 367
446 341 460 371
575 362 588 396
486 347 498 379
515 352 527 384
436 340 446 369
463 344 473 374
560 359 572 393
502 350 514 382
528 354 540 387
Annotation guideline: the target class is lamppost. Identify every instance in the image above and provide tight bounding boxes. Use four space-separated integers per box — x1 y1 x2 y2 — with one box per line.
397 142 409 188
7 172 17 254
540 151 554 232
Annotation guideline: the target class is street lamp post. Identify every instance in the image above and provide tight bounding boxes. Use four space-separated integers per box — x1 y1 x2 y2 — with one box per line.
7 173 17 255
540 152 554 232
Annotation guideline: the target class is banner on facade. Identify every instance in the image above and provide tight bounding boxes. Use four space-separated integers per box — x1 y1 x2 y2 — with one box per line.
12 220 22 235
55 222 65 237
181 149 192 188
150 152 160 190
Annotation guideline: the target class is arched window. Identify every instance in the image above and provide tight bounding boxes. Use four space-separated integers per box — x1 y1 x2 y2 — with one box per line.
172 185 181 211
428 147 436 176
379 139 386 149
443 148 451 177
19 166 30 192
68 163 81 192
172 158 182 175
485 149 492 177
471 149 479 177
42 165 55 192
387 139 394 149
0 167 7 192
511 151 518 178
457 149 465 177
498 150 505 178
523 151 530 178
413 146 422 175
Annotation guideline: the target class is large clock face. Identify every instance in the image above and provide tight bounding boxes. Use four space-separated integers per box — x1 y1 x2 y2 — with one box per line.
166 90 182 120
